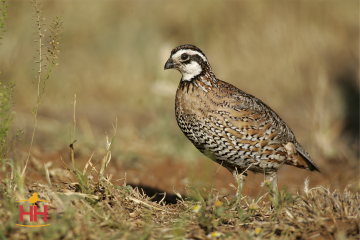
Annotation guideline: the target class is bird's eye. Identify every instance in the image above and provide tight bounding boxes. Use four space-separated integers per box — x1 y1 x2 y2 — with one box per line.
181 53 188 60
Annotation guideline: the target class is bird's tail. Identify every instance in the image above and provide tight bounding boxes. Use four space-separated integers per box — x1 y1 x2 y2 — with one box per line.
285 147 320 172
296 150 321 172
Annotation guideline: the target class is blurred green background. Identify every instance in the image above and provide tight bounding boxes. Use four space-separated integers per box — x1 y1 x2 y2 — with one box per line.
1 1 358 192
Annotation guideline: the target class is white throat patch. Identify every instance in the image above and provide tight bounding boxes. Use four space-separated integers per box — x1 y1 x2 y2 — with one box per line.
181 61 202 81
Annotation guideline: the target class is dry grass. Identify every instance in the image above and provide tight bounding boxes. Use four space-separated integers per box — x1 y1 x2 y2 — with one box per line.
1 169 359 239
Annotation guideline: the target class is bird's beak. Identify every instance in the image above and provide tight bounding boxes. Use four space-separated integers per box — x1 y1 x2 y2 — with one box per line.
164 58 177 70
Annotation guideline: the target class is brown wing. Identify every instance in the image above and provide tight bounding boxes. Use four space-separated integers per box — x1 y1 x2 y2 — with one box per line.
214 79 320 172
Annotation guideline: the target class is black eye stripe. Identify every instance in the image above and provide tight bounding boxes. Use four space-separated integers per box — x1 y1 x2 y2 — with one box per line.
181 54 203 65
181 53 188 60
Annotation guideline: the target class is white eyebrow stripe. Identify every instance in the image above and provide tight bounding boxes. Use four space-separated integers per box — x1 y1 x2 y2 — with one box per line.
172 49 208 62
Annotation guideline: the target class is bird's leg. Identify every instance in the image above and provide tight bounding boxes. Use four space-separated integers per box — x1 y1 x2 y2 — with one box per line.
265 171 278 207
232 169 247 198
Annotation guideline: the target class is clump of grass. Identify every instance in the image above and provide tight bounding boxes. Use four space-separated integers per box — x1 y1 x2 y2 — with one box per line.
2 165 359 239
61 94 120 202
262 181 297 216
188 166 236 235
0 0 63 211
179 171 359 239
21 0 63 180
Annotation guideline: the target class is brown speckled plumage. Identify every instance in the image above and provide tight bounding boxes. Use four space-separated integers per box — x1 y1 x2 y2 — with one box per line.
164 44 320 194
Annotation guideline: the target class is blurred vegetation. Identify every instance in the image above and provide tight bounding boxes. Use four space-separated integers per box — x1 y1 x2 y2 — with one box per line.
0 1 358 185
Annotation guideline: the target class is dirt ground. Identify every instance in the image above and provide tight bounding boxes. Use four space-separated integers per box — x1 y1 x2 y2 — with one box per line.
25 144 359 205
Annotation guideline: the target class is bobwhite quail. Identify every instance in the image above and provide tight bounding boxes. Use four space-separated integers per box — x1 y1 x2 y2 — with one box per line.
164 44 320 196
